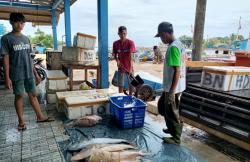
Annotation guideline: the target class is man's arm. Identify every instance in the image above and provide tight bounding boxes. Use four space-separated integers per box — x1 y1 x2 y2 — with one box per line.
3 55 12 89
170 66 180 92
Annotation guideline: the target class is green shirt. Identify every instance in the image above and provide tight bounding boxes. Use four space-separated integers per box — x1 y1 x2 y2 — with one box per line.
167 46 181 67
163 40 186 93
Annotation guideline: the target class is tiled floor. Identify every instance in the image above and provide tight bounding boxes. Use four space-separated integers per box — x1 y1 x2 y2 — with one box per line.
0 86 68 162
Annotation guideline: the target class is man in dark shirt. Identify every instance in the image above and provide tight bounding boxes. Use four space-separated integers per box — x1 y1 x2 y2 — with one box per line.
1 13 53 131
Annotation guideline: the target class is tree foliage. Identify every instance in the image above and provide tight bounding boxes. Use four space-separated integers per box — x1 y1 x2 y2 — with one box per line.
29 29 54 48
179 35 192 48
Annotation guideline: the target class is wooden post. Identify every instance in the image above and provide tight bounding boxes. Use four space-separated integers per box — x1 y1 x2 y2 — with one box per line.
192 0 207 61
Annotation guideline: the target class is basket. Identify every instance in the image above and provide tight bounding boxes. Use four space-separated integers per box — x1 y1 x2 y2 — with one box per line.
109 96 147 129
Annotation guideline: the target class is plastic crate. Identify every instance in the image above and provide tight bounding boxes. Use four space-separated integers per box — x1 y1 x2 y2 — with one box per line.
109 96 147 129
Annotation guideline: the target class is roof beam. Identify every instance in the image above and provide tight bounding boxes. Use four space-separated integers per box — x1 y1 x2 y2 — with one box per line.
0 1 51 10
52 0 63 10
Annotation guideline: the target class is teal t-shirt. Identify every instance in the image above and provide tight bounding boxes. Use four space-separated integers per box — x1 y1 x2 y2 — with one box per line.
1 32 34 81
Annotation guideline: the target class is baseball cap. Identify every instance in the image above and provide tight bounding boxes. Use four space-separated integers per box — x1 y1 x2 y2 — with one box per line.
154 22 173 37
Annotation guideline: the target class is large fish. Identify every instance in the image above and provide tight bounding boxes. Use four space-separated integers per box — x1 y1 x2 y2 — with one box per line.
89 150 146 162
71 144 135 161
65 115 102 128
68 138 129 151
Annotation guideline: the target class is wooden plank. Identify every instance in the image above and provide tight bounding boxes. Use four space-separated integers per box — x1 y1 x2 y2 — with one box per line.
47 70 68 80
181 116 250 151
187 61 235 67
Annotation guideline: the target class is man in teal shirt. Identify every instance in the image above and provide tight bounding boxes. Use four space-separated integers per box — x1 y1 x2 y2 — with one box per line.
1 13 53 131
155 22 186 144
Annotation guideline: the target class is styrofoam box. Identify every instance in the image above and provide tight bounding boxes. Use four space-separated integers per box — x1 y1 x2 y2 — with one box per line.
46 70 68 92
146 96 160 115
56 88 118 112
47 93 57 104
64 103 110 119
62 47 96 65
201 66 250 91
46 80 67 92
63 93 125 119
73 33 96 50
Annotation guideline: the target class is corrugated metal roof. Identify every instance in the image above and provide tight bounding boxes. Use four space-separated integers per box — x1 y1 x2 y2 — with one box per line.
0 0 77 26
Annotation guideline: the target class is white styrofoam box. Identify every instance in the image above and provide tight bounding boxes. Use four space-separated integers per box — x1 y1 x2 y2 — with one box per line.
73 33 96 50
146 97 160 115
46 80 68 91
47 93 57 104
46 70 68 92
63 92 124 119
56 89 119 113
201 66 250 91
64 103 110 119
62 47 96 65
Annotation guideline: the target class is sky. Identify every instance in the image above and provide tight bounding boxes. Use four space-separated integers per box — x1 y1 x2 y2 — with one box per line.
1 0 250 47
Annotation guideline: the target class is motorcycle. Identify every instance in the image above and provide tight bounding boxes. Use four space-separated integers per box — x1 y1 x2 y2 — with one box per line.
31 54 46 81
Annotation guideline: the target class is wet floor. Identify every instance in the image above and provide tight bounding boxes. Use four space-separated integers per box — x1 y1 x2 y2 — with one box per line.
0 82 249 162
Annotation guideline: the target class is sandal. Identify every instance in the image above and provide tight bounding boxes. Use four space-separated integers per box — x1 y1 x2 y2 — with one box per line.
37 117 55 123
18 124 27 131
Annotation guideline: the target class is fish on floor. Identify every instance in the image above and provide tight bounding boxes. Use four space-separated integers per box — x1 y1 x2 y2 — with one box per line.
71 144 136 161
68 138 130 151
65 115 102 128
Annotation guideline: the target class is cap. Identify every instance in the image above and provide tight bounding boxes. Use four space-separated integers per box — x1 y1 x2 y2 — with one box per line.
154 22 173 37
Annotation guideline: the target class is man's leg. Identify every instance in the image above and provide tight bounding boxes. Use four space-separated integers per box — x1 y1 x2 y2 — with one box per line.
118 71 125 93
28 92 46 120
163 93 183 144
15 95 25 126
12 80 27 130
25 78 46 121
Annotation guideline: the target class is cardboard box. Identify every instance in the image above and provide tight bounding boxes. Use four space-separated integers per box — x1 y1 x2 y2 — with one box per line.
201 66 250 91
46 51 62 70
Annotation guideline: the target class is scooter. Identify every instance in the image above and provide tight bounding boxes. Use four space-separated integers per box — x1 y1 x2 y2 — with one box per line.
31 54 46 81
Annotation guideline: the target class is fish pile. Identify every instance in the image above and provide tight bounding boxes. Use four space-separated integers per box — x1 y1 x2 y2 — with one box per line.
65 115 102 128
68 138 147 162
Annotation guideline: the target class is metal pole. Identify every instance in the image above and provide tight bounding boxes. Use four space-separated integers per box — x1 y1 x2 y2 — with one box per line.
52 9 58 50
192 0 207 61
97 0 109 88
64 0 72 47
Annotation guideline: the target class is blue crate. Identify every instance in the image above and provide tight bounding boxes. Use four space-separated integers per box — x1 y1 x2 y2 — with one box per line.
109 96 147 129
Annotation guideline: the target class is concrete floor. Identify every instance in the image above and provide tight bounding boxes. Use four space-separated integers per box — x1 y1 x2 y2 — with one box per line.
0 82 249 162
0 85 69 162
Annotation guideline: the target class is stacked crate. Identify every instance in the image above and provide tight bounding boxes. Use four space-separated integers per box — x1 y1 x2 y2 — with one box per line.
46 70 68 104
46 51 63 70
62 33 96 65
180 83 250 144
